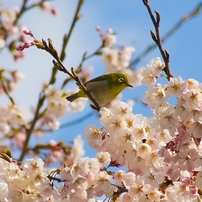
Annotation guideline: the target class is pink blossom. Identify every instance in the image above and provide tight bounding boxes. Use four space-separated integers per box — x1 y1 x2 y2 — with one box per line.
13 50 25 61
14 132 26 149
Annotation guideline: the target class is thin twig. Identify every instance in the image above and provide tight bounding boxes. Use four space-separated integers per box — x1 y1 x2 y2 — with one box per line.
14 0 55 25
18 0 85 162
0 0 28 53
0 0 44 55
78 43 103 69
131 2 202 67
61 43 103 89
13 0 29 25
18 92 45 162
48 0 84 85
47 175 65 183
58 63 100 111
42 38 101 111
60 0 84 61
142 0 172 80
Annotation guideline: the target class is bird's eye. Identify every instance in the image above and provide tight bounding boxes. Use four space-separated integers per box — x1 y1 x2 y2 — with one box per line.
119 78 125 83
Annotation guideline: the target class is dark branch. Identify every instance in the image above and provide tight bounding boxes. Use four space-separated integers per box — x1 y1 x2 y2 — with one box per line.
142 0 173 80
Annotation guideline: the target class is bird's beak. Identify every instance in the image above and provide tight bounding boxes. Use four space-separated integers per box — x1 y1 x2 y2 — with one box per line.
126 83 133 88
122 79 133 88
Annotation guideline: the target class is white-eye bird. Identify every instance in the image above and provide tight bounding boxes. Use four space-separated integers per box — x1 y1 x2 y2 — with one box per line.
66 72 133 106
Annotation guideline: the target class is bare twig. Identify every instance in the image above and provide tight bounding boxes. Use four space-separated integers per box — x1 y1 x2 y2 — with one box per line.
47 175 65 183
40 38 100 111
61 43 103 89
78 43 103 69
60 0 84 61
13 0 29 25
130 2 202 68
142 0 173 80
41 38 101 111
18 92 46 162
14 0 46 25
70 67 101 111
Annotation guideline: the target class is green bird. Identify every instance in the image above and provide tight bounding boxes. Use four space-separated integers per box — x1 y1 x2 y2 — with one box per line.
66 72 133 106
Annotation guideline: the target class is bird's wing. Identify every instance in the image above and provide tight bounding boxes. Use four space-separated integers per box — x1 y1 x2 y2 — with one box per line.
85 79 108 92
85 75 107 85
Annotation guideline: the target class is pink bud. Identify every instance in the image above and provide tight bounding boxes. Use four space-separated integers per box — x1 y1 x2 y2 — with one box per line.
96 26 100 32
40 2 51 11
50 8 58 16
23 29 34 37
16 44 24 51
24 41 34 48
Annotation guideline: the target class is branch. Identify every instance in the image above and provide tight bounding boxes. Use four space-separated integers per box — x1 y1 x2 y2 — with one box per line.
0 0 29 52
69 67 101 111
48 0 84 85
78 43 103 68
61 43 103 89
18 0 85 162
41 39 101 111
130 1 202 70
18 92 45 162
142 0 172 80
60 0 84 61
13 0 29 25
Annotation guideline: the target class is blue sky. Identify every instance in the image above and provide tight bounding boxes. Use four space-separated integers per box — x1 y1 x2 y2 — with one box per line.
1 0 202 158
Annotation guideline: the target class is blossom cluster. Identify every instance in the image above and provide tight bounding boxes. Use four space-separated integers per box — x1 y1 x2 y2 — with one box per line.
42 85 86 131
0 69 24 94
0 85 86 159
0 157 54 202
98 28 143 87
0 84 85 136
1 1 202 201
84 57 202 201
0 152 116 202
0 105 25 135
0 2 57 60
1 57 202 201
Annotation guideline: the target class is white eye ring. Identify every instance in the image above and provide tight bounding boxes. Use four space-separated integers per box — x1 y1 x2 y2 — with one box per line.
119 78 124 83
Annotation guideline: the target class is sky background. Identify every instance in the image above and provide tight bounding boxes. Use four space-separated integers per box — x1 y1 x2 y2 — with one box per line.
1 0 202 159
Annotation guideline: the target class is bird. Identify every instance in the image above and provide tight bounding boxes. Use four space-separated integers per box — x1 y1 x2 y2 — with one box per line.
66 72 133 106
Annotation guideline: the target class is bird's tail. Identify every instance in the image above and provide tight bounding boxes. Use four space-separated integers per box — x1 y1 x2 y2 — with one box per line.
66 93 78 102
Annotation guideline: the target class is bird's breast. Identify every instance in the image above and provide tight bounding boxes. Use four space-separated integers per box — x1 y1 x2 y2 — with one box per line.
85 80 115 106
